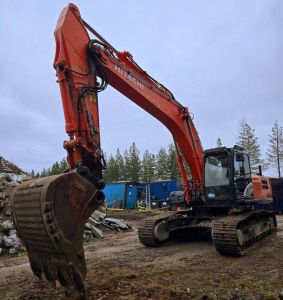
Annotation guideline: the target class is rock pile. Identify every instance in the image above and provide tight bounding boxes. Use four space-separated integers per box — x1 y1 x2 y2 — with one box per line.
0 156 29 255
0 155 132 254
0 175 131 253
0 175 16 218
0 156 29 182
0 176 24 255
85 206 132 240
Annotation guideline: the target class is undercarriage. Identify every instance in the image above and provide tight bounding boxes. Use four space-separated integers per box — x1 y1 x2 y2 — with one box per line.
138 209 277 256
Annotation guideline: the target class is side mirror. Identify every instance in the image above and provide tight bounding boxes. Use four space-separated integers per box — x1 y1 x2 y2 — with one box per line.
235 152 244 162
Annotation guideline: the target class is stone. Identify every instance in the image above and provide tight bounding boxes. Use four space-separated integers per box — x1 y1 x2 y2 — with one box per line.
90 225 104 239
88 217 101 227
2 220 13 231
4 207 12 216
9 248 18 255
91 210 106 221
8 229 17 236
104 218 129 230
3 235 14 248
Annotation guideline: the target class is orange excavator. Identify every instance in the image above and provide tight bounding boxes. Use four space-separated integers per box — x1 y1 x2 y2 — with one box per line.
11 3 277 298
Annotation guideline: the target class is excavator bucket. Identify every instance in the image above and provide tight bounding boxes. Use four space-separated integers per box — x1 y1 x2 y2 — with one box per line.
11 172 104 297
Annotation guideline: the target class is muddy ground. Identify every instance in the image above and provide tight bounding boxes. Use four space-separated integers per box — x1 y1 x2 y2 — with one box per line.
0 210 283 300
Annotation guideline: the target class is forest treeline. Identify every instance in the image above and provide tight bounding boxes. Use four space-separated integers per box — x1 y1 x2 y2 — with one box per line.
36 120 283 181
35 143 184 183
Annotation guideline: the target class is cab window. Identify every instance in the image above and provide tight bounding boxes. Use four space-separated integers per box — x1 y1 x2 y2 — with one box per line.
234 153 251 178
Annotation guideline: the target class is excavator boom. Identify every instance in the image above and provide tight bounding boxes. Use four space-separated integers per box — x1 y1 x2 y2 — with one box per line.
54 4 203 199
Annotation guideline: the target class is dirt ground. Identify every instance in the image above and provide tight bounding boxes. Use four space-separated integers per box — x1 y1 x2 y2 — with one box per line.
0 210 283 300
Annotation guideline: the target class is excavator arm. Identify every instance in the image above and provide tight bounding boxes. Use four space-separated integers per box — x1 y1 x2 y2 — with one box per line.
54 3 203 200
12 3 203 298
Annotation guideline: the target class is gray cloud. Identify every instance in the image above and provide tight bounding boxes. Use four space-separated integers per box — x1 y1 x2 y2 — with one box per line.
0 0 282 175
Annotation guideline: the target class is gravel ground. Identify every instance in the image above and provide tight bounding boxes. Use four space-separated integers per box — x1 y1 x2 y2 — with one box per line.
0 210 282 300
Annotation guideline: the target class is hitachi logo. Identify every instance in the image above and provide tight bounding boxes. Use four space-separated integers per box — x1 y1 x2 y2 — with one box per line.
115 65 144 89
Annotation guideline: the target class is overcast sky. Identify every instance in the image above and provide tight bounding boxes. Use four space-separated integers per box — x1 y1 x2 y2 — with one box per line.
0 0 282 175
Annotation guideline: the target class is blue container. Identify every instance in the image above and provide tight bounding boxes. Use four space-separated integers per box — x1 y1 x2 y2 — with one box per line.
103 182 145 209
103 183 126 208
149 180 178 200
126 184 144 209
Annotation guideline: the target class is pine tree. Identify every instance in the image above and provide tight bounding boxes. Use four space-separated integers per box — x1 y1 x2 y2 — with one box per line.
103 154 119 182
127 142 141 182
141 150 156 182
40 167 47 177
102 154 109 182
50 161 60 175
115 148 125 181
39 158 77 178
216 137 222 147
59 158 68 172
237 120 262 172
266 121 283 177
123 149 130 180
167 143 179 179
156 147 169 179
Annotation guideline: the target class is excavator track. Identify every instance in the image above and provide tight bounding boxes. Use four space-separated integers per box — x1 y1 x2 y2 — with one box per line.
138 212 177 246
139 210 277 256
12 173 104 299
212 210 277 256
138 211 213 246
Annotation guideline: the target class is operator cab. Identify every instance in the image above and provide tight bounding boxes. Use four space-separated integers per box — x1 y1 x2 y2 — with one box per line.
203 145 252 208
